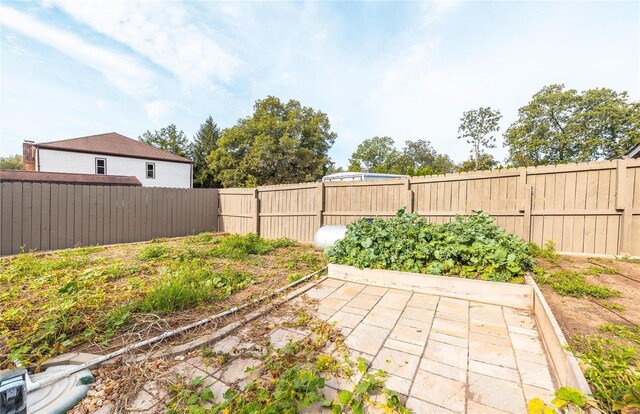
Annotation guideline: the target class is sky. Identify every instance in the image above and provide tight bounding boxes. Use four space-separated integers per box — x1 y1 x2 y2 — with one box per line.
1 0 639 167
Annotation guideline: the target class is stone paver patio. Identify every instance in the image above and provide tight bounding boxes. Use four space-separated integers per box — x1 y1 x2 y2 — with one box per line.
310 278 557 413
127 277 557 413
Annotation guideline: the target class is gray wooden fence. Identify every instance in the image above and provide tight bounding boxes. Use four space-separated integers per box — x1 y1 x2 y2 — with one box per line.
0 183 218 255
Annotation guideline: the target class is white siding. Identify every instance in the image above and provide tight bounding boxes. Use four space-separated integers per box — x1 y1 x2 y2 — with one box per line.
37 149 192 188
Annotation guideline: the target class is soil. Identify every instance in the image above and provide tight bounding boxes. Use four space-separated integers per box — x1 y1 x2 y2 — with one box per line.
535 255 640 342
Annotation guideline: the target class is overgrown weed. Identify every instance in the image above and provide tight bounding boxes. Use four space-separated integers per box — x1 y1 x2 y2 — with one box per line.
571 335 639 413
535 270 619 298
139 266 253 314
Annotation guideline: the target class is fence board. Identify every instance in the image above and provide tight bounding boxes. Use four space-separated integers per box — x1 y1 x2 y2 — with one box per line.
0 186 218 255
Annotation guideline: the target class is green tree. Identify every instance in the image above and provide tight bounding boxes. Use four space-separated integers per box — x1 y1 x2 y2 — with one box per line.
324 160 344 175
348 136 399 173
400 139 436 171
457 153 498 172
190 116 220 188
504 84 640 166
139 124 189 157
0 154 22 170
348 138 457 176
458 107 502 170
209 96 336 187
413 154 457 176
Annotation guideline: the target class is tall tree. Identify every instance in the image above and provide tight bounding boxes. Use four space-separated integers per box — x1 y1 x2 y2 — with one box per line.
190 116 220 188
348 138 457 176
209 96 336 187
0 154 22 170
139 124 189 157
457 153 498 172
457 107 502 170
504 84 640 166
414 154 457 176
348 136 399 173
400 139 436 171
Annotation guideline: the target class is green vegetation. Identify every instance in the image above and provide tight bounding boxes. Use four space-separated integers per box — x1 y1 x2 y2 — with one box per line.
571 334 639 413
138 244 173 260
0 233 322 368
616 256 640 264
328 209 535 282
529 240 559 262
165 311 409 413
505 85 640 166
583 265 619 275
0 154 23 170
598 323 640 343
528 387 589 413
602 302 626 313
138 266 254 314
457 106 502 171
347 136 457 175
210 96 337 187
535 270 619 298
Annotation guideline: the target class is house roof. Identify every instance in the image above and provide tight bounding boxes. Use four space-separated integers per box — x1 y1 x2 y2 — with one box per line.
0 170 142 186
35 132 192 164
626 142 640 159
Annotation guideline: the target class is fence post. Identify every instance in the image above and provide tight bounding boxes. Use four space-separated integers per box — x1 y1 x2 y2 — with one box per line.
616 159 631 255
404 178 414 213
316 182 324 230
523 185 533 242
213 189 219 233
253 188 260 236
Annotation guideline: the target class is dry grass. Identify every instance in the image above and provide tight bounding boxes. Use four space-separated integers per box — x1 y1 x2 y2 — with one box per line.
0 232 325 369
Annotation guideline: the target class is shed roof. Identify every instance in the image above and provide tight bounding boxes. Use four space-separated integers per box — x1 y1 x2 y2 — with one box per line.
0 170 142 186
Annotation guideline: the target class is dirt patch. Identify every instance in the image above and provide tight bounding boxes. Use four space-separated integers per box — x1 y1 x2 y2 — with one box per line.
537 256 640 339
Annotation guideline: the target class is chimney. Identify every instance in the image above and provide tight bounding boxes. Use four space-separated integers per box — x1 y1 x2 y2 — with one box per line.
22 141 36 171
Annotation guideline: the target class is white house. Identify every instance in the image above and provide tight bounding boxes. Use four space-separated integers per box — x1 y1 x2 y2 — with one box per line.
23 132 192 188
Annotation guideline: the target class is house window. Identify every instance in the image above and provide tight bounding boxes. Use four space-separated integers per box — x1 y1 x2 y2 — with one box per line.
146 162 155 179
95 158 107 175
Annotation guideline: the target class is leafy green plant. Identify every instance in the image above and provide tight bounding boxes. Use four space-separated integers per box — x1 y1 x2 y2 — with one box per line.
189 232 219 244
529 240 559 262
527 386 589 413
328 209 535 282
535 270 619 298
598 323 640 344
287 273 303 283
571 335 639 413
183 312 409 414
602 302 626 313
583 265 619 275
138 244 172 261
166 376 217 414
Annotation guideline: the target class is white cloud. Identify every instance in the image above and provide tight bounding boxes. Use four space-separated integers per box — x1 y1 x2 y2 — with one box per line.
0 5 156 97
48 0 241 89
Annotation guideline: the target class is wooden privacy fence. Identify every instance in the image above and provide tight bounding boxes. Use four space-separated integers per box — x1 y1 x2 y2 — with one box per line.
0 184 218 255
218 158 640 257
